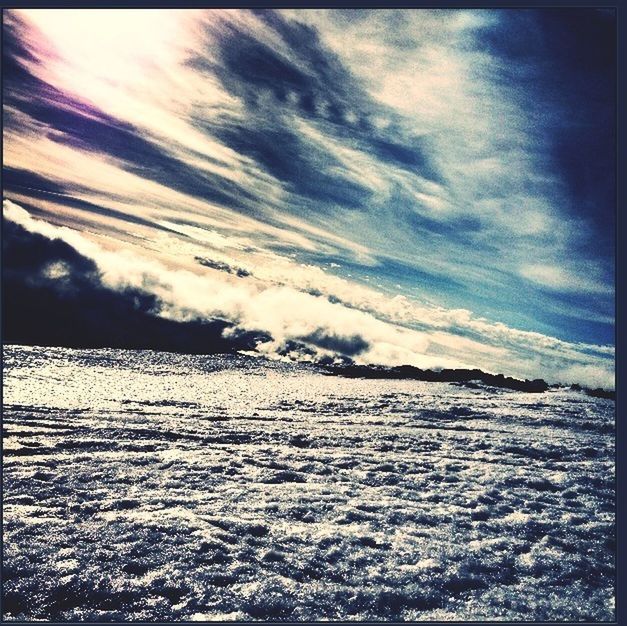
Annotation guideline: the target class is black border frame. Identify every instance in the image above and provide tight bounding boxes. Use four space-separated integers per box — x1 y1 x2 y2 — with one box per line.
0 3 622 626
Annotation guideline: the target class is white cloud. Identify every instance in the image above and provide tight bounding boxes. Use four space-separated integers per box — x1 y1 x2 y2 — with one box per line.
556 364 615 391
4 200 614 387
520 263 613 295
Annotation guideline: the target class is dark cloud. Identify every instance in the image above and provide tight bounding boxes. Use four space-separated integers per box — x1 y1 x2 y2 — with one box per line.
208 122 372 211
2 218 267 353
214 26 311 102
474 9 616 252
195 256 251 278
369 137 438 178
2 166 66 195
1 12 43 85
215 11 367 116
201 9 442 199
300 328 370 357
2 215 368 363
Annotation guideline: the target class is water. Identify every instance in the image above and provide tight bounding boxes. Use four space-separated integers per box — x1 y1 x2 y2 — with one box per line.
2 345 615 621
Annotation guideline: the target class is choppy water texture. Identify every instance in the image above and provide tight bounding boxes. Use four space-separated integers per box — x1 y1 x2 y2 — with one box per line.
2 345 616 621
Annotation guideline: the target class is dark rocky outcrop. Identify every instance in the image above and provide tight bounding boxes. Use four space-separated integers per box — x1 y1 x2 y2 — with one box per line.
323 364 550 393
585 388 615 401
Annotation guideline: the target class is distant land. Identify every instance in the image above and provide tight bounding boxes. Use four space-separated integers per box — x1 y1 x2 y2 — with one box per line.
323 363 615 401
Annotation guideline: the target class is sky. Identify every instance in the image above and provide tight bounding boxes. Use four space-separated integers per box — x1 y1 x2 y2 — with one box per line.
2 8 616 388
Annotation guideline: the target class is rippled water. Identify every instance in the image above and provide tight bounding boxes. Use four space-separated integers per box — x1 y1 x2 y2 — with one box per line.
2 345 616 621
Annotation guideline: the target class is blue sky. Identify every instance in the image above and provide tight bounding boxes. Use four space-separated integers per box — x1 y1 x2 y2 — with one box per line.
2 9 616 387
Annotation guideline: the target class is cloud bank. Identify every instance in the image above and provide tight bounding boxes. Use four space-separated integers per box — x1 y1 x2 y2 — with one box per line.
4 200 614 389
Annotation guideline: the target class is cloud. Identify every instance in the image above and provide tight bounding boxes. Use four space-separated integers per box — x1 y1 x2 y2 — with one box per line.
2 201 415 364
2 213 264 354
280 9 614 335
556 364 614 391
3 201 614 387
1 9 614 385
520 263 613 295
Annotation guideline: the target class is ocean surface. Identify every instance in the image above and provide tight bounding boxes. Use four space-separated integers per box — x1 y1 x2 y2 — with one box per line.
2 345 616 621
